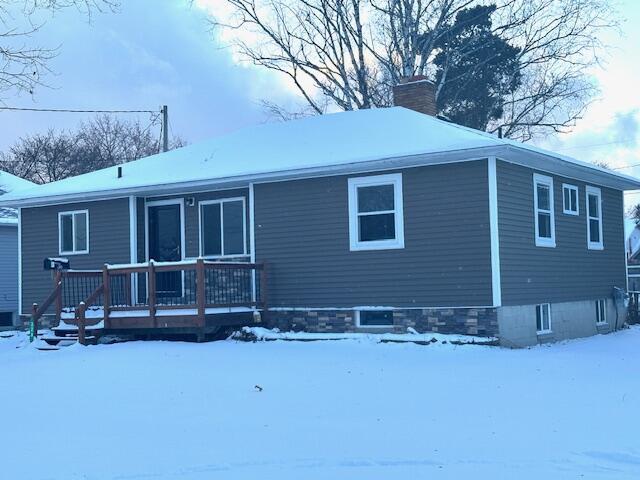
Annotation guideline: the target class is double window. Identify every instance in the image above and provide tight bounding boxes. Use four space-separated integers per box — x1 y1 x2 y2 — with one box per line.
536 303 552 333
533 174 555 247
58 210 89 255
199 198 246 257
348 173 404 251
586 186 603 250
562 184 579 215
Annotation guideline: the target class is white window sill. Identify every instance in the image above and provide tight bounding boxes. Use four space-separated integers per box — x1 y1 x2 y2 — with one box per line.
59 251 89 256
563 210 579 216
535 239 556 248
537 330 553 335
350 240 404 252
596 322 608 326
588 244 604 251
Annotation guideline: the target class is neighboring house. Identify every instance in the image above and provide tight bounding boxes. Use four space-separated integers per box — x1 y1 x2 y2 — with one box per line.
1 79 639 347
0 171 35 327
625 219 640 291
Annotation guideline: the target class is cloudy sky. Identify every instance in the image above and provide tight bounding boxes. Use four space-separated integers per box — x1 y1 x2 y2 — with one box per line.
1 0 639 202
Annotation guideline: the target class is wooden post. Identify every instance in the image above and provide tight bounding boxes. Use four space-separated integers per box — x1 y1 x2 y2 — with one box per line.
102 264 110 328
54 270 62 323
124 273 132 307
259 262 268 323
77 302 86 346
196 258 206 328
31 303 38 342
148 260 156 327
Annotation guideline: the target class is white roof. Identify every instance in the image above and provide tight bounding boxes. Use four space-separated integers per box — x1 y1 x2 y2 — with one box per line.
1 107 639 207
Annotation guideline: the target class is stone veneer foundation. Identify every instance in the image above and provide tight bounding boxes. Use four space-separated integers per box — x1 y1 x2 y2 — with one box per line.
265 307 499 337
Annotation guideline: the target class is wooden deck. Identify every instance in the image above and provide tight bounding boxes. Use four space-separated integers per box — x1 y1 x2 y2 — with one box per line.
31 259 267 342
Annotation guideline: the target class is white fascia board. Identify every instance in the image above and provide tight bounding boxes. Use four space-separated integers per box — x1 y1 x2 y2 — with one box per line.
3 144 640 208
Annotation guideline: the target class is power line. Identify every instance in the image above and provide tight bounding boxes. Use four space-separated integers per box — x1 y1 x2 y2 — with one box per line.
555 139 637 152
0 106 158 114
615 163 640 171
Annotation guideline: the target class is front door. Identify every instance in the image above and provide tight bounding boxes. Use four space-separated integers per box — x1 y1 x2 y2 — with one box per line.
147 202 183 299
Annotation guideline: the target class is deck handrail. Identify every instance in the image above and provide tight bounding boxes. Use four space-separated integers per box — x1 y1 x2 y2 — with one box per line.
29 280 62 342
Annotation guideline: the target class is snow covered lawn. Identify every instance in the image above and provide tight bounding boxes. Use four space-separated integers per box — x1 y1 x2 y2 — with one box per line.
1 328 639 479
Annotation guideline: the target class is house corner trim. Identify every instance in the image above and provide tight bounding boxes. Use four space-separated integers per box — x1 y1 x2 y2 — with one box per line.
488 156 502 307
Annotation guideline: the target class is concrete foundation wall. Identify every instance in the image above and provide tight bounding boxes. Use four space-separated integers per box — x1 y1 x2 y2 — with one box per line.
498 298 624 347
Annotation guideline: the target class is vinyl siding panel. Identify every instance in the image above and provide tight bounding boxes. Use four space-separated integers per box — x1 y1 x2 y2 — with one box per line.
21 198 131 314
255 161 493 308
0 225 18 315
497 160 626 305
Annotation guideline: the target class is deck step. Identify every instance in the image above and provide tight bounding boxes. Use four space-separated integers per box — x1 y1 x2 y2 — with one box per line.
35 343 61 351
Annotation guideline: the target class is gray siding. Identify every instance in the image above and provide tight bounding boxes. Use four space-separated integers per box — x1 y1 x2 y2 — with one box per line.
254 161 493 308
497 160 626 305
21 198 131 314
0 225 18 317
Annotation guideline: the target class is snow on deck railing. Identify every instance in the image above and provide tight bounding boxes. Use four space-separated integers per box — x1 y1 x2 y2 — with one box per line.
106 258 257 270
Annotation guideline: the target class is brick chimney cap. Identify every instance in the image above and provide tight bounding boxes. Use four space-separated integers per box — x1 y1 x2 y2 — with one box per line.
398 75 434 85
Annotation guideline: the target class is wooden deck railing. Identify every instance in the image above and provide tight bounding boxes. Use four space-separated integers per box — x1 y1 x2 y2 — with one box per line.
32 259 267 335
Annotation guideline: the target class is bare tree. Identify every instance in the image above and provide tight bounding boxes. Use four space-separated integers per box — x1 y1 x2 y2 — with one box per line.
0 0 118 98
210 0 617 140
0 114 186 183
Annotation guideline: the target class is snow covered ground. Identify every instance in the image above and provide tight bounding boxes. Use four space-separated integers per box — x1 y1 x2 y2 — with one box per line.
1 328 639 479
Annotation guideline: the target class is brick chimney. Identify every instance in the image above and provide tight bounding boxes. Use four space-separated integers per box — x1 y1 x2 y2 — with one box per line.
392 76 437 116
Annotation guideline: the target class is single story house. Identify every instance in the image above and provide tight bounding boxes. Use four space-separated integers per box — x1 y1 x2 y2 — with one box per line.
1 79 638 347
0 171 35 327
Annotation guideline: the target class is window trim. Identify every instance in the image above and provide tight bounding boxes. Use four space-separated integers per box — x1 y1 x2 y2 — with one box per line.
533 174 556 248
536 303 552 334
586 185 604 250
348 173 404 251
58 209 89 255
355 309 394 329
596 299 607 325
562 183 579 216
198 197 248 258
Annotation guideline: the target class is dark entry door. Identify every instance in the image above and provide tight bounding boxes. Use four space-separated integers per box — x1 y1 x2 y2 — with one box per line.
148 203 182 299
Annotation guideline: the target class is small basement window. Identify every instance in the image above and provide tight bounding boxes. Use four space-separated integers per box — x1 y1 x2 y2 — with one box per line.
533 174 555 248
536 303 552 333
348 173 404 251
562 184 579 215
596 299 607 325
356 310 394 328
586 186 603 250
58 210 89 255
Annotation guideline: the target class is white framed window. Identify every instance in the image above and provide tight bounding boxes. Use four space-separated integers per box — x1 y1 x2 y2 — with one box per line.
348 173 404 251
199 198 247 258
586 186 603 250
595 299 607 325
533 174 555 247
355 310 394 328
536 303 552 333
58 210 89 255
562 184 579 215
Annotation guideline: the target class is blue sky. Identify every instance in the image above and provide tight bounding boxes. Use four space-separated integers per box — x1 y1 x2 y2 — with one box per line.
1 0 639 197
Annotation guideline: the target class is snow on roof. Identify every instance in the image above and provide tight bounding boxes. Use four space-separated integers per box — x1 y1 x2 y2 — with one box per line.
1 107 639 207
0 171 34 224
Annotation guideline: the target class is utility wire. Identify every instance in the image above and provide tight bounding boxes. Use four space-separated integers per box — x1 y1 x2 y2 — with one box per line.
0 106 158 114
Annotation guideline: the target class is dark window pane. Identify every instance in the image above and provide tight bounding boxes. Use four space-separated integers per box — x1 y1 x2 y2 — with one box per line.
74 212 87 251
223 200 245 255
201 204 222 256
537 184 550 210
359 213 395 241
538 213 551 238
61 215 73 252
571 190 578 211
589 219 600 243
563 188 570 210
588 194 599 218
357 184 394 213
536 306 542 331
360 310 393 326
